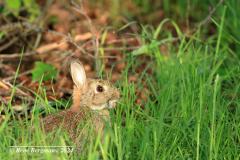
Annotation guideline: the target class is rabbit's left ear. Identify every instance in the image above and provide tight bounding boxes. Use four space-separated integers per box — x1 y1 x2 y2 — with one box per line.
70 61 86 88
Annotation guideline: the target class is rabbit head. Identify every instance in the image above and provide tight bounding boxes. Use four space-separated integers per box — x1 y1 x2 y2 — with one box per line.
70 60 120 111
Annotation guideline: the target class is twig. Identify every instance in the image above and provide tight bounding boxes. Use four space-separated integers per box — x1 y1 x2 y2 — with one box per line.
71 0 100 72
66 33 95 58
0 32 93 59
1 80 35 102
0 22 41 33
0 51 36 59
87 46 139 52
43 30 94 58
0 80 10 90
198 0 225 28
106 37 138 45
0 37 19 52
3 70 32 82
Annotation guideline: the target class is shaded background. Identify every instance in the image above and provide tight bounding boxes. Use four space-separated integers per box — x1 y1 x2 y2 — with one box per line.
0 0 239 129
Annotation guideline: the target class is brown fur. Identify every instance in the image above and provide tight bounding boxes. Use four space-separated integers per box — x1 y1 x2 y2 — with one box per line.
41 61 120 145
41 107 109 141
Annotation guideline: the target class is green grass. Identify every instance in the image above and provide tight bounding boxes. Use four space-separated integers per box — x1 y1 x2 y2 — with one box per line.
1 1 240 160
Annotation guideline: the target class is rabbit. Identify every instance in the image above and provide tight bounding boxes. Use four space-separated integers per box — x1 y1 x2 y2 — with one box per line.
41 60 120 145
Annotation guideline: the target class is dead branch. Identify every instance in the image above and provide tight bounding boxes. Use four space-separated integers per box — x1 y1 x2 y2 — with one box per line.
0 32 93 59
0 37 19 52
2 70 32 82
71 0 100 72
0 80 35 102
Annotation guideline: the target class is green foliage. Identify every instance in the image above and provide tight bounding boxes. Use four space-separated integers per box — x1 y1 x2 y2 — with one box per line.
22 0 40 21
48 15 59 25
0 32 5 40
133 0 161 14
132 19 182 67
3 0 40 21
5 0 21 10
4 0 21 16
31 61 58 82
0 4 4 13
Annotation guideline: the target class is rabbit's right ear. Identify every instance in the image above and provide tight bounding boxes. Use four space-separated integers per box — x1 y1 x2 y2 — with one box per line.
70 61 86 88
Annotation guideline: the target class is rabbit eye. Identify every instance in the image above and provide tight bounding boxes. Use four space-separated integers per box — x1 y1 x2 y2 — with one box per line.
96 85 104 92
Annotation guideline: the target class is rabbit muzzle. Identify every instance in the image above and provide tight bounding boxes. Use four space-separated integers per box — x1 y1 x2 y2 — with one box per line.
90 99 118 110
107 99 118 109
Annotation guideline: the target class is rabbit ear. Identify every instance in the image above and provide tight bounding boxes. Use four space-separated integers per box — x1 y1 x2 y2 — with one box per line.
70 61 86 88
